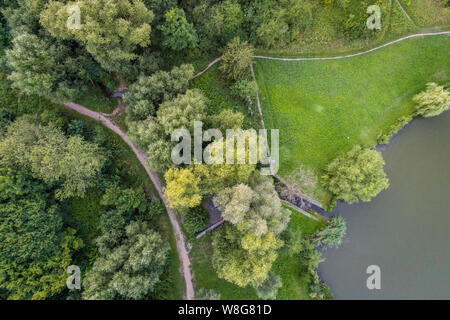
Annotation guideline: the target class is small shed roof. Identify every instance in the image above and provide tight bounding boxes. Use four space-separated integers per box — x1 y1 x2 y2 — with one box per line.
112 92 125 98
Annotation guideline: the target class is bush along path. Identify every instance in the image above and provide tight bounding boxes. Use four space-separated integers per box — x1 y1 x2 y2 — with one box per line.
63 102 195 300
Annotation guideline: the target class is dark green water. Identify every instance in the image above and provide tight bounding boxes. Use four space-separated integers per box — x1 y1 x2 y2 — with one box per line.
318 111 450 299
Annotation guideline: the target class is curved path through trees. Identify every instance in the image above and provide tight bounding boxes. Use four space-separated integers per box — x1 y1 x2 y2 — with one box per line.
63 102 195 300
62 31 448 299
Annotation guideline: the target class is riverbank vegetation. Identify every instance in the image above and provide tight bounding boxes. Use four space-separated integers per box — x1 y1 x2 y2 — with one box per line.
254 35 450 206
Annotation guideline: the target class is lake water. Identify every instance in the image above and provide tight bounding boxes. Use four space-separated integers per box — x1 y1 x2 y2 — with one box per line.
318 111 450 299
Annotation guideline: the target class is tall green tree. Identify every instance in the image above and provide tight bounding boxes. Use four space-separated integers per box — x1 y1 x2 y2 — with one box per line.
159 7 198 51
82 221 169 300
211 174 290 288
124 64 194 122
5 33 56 96
212 224 283 287
214 174 290 236
220 37 254 81
322 145 389 204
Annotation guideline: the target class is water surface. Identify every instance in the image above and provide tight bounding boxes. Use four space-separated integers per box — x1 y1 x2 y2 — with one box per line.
318 111 450 299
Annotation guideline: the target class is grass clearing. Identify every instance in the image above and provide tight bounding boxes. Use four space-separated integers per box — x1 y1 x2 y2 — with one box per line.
254 35 450 205
388 0 419 37
399 0 450 27
272 208 328 300
191 63 261 130
190 207 326 300
76 86 116 114
255 0 393 57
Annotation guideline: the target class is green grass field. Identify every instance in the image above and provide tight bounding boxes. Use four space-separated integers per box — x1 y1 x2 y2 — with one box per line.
190 207 326 300
254 35 450 204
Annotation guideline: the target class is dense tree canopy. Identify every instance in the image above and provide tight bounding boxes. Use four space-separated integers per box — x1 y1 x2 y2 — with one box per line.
40 0 154 72
211 174 290 287
129 89 208 172
214 174 290 237
0 168 83 300
159 7 198 51
82 221 169 300
124 64 194 122
0 117 106 199
212 224 283 287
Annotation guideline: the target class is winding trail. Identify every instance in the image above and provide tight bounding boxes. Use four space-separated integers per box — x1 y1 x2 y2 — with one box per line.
252 31 449 61
66 31 449 297
193 31 449 72
63 102 195 301
192 57 222 79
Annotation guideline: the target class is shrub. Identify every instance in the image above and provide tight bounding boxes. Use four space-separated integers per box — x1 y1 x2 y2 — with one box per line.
377 115 413 144
219 37 254 81
148 200 166 220
67 120 86 137
254 271 282 300
232 79 256 114
313 216 347 249
413 82 450 118
184 206 209 241
195 288 221 300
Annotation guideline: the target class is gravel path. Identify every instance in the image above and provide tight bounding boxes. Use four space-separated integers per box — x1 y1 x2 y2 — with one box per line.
191 57 222 79
252 31 449 61
63 102 195 300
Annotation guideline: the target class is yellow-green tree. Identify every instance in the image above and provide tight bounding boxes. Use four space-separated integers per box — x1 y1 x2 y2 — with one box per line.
322 145 389 204
212 226 282 287
163 167 203 210
413 82 450 118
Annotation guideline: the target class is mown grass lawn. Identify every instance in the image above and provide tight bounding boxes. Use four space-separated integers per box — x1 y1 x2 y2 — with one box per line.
190 207 325 300
254 35 450 205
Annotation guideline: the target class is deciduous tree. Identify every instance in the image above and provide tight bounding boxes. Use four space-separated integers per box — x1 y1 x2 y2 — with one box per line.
219 37 254 81
159 7 198 51
413 82 450 118
40 0 154 73
82 221 169 300
322 145 389 204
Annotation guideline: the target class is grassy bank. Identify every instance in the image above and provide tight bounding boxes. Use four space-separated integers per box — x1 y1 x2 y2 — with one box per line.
254 35 450 205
